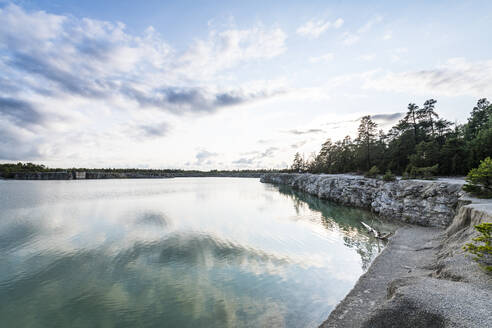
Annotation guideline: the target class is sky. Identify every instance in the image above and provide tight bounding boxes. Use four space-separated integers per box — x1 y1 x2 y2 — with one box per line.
1 0 491 169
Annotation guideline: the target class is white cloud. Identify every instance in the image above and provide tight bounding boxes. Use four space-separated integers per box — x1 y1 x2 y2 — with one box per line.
295 58 492 99
364 58 492 97
309 53 334 63
341 16 383 46
297 18 343 38
177 27 287 79
0 4 66 46
383 30 392 40
342 33 360 46
357 16 383 34
389 47 408 63
0 4 288 163
358 53 376 61
232 147 279 167
333 18 344 29
195 150 219 165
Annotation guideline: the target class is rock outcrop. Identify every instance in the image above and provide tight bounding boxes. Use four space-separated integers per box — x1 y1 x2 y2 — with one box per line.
261 173 491 327
261 173 464 227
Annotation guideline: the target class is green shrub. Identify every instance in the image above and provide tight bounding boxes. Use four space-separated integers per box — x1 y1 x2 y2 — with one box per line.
403 164 438 180
382 170 396 181
365 165 380 178
463 157 492 198
402 171 410 180
420 164 439 180
463 222 492 273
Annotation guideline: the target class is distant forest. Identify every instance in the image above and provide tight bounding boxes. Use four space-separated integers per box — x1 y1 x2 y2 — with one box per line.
291 98 492 177
0 164 280 178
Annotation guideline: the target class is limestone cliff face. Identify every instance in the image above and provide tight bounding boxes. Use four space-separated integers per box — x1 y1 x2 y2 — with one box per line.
439 199 492 278
261 173 463 227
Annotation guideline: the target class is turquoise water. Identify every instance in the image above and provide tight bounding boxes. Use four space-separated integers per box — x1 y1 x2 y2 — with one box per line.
0 178 389 328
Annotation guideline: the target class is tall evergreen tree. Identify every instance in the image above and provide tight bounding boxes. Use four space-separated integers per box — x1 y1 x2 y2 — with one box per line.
418 99 439 137
404 103 420 144
291 152 304 172
356 115 378 170
465 98 492 141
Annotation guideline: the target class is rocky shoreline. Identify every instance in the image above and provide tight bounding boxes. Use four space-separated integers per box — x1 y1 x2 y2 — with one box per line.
260 173 463 227
260 173 491 328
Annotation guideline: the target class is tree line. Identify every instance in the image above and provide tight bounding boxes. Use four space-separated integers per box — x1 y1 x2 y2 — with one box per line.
0 162 282 178
291 98 492 177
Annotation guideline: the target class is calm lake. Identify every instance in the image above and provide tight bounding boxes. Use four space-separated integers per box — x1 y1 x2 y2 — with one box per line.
0 178 392 328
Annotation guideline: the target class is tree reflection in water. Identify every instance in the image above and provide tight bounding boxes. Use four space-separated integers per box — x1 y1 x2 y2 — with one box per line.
274 185 400 270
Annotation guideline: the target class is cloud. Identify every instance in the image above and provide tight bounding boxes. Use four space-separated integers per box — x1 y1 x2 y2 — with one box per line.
232 158 254 165
232 147 278 167
137 122 170 138
285 128 324 135
290 141 307 149
177 27 287 79
365 58 492 97
342 33 360 46
9 52 110 99
309 53 334 64
0 5 285 112
333 18 344 29
342 16 382 46
319 112 403 132
0 4 66 47
257 139 273 144
383 30 392 40
0 122 44 160
370 113 404 122
357 16 383 34
0 97 44 125
297 18 343 38
195 150 218 165
123 86 282 114
240 147 278 159
389 47 408 63
260 147 278 158
0 4 287 161
357 53 376 61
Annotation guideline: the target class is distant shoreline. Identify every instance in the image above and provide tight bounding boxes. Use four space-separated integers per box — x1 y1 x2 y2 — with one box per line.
1 171 266 180
0 163 281 180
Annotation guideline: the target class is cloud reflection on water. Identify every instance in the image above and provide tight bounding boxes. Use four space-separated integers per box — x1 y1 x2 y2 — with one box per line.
0 178 394 327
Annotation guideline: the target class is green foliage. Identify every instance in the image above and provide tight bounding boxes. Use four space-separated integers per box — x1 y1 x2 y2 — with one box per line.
291 97 491 178
404 164 438 180
463 157 492 198
365 165 380 178
356 116 378 171
408 141 440 168
291 152 305 172
0 162 48 178
382 170 396 181
0 162 283 178
463 223 492 273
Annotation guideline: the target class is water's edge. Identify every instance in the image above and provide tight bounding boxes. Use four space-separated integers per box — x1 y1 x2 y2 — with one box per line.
260 173 463 227
261 173 492 328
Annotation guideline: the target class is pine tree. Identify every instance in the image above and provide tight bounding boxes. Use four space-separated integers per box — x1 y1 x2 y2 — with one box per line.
418 99 439 138
356 115 378 171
